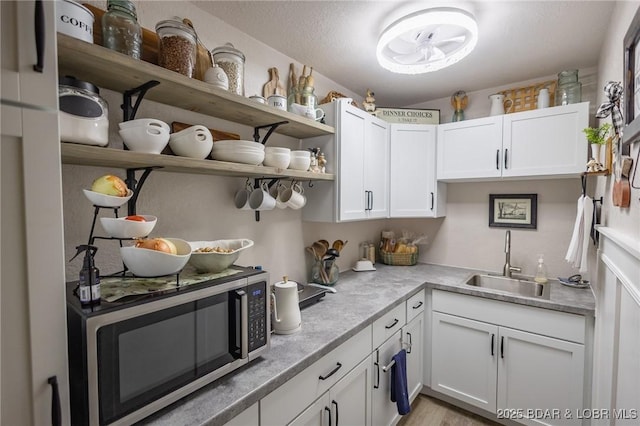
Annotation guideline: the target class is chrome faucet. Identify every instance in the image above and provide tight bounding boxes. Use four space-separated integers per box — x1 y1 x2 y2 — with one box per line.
503 230 522 277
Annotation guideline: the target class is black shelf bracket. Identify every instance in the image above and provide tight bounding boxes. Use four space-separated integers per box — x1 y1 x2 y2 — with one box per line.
253 121 289 145
125 167 162 216
122 80 160 122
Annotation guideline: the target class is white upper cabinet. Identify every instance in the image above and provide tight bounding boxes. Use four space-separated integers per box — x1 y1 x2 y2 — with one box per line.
437 103 589 181
390 124 445 217
303 101 389 222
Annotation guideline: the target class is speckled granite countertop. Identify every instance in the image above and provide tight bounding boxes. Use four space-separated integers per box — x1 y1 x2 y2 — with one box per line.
139 263 595 426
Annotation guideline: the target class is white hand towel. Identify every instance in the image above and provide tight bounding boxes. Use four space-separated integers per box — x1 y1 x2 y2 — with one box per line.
565 195 584 264
579 196 594 273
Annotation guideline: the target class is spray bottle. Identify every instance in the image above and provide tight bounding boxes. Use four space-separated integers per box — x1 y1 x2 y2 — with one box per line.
534 254 548 284
71 245 101 306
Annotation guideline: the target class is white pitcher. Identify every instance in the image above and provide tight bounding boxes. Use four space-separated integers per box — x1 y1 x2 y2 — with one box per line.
489 94 514 116
271 276 301 335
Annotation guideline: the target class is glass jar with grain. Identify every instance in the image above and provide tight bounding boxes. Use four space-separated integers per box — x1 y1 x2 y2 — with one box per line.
155 18 197 78
211 43 245 96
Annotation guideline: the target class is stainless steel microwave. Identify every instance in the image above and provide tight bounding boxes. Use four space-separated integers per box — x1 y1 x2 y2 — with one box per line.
66 268 270 425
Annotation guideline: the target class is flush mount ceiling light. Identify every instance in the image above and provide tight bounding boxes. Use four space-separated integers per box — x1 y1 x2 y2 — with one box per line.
376 7 478 74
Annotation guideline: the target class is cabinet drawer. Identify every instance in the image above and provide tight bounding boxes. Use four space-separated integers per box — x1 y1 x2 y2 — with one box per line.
373 303 406 349
406 289 425 322
260 325 372 426
432 290 586 343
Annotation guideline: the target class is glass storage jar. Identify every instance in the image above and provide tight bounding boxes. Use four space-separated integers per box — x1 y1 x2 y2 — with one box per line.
101 0 142 59
155 18 197 78
58 76 109 146
211 43 245 96
555 69 582 106
310 259 339 286
287 86 319 111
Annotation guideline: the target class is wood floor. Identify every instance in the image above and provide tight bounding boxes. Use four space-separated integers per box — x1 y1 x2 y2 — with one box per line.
397 395 500 426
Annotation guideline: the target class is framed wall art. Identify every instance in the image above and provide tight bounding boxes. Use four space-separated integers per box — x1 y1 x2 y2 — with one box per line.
489 194 537 229
623 6 640 145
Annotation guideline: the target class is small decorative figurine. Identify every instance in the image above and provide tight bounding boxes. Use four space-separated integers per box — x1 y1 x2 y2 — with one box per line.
363 89 376 113
317 152 326 173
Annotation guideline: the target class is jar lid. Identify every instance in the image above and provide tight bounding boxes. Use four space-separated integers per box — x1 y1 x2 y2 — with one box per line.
155 18 197 39
211 42 245 61
106 0 137 18
59 75 99 95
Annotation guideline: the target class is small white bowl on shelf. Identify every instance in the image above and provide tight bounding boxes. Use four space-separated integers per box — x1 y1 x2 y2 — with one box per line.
288 156 311 171
214 139 265 150
187 239 254 273
118 118 170 133
120 238 191 277
169 125 213 159
99 215 157 239
83 189 133 207
119 124 170 154
211 149 265 165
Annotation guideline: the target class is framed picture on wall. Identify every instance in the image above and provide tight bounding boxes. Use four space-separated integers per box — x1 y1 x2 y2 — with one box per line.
489 194 537 229
623 6 640 145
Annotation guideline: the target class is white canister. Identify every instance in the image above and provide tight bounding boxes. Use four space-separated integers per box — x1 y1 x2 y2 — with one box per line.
267 94 287 111
56 0 94 43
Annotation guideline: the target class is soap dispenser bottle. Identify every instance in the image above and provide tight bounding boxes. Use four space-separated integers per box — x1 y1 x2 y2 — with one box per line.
71 245 101 306
534 254 548 284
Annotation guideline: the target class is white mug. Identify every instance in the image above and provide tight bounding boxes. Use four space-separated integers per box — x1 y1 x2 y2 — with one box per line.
249 182 276 210
304 106 325 121
270 183 288 209
234 181 253 210
279 183 306 210
267 95 287 111
537 88 550 109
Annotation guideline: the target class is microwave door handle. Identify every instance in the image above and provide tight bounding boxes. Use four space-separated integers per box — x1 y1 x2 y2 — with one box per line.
237 290 249 359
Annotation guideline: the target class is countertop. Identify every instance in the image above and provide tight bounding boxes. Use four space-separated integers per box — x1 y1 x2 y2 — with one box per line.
140 263 595 426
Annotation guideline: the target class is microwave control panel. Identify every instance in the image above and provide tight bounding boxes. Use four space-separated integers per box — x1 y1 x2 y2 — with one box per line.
247 281 267 352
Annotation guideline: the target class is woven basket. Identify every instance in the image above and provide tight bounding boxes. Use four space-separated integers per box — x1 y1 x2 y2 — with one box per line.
498 80 557 113
379 250 418 266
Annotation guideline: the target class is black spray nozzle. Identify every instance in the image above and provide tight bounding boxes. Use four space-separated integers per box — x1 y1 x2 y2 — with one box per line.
69 244 98 263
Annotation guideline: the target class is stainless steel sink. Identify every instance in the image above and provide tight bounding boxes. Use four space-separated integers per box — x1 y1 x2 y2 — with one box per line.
465 274 550 299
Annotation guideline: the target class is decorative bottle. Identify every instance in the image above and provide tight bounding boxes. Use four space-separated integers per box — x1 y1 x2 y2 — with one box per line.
102 0 142 59
534 254 548 284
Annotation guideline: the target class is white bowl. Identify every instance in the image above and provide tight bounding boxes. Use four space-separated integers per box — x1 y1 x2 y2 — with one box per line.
83 189 133 207
265 146 291 155
263 152 290 169
119 125 170 154
290 150 311 158
100 215 157 239
120 238 191 277
169 125 213 159
118 118 170 133
187 239 254 273
211 146 265 153
211 150 265 165
352 259 376 271
288 156 311 171
214 140 265 150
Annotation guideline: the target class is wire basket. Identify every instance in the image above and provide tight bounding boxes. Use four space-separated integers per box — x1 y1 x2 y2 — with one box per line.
379 250 418 266
498 80 556 113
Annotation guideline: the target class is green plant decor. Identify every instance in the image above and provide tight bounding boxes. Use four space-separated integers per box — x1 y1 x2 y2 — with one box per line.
582 123 612 145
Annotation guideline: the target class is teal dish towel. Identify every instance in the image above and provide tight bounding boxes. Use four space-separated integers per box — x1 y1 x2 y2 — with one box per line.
390 349 411 415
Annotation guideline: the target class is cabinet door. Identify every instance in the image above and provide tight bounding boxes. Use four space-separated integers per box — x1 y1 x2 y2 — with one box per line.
338 106 368 221
389 124 437 217
288 394 330 426
364 117 390 219
372 330 403 426
329 356 372 426
431 312 498 412
437 116 503 180
502 103 588 178
497 327 585 426
404 314 424 402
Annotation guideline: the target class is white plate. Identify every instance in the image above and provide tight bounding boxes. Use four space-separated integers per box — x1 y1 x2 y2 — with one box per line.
352 266 376 272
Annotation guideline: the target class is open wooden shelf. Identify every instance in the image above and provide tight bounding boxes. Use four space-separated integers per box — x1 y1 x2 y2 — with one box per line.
57 34 334 140
61 143 335 181
582 170 610 176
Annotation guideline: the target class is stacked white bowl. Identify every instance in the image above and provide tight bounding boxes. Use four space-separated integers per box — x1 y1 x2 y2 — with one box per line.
289 150 311 171
211 140 265 165
169 125 213 159
263 147 291 169
118 119 170 154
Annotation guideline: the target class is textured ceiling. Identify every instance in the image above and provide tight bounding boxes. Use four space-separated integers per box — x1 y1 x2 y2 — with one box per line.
193 1 614 106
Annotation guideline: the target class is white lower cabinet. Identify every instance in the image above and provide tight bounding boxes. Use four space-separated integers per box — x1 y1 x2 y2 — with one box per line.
289 356 373 426
372 330 404 426
430 290 588 426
